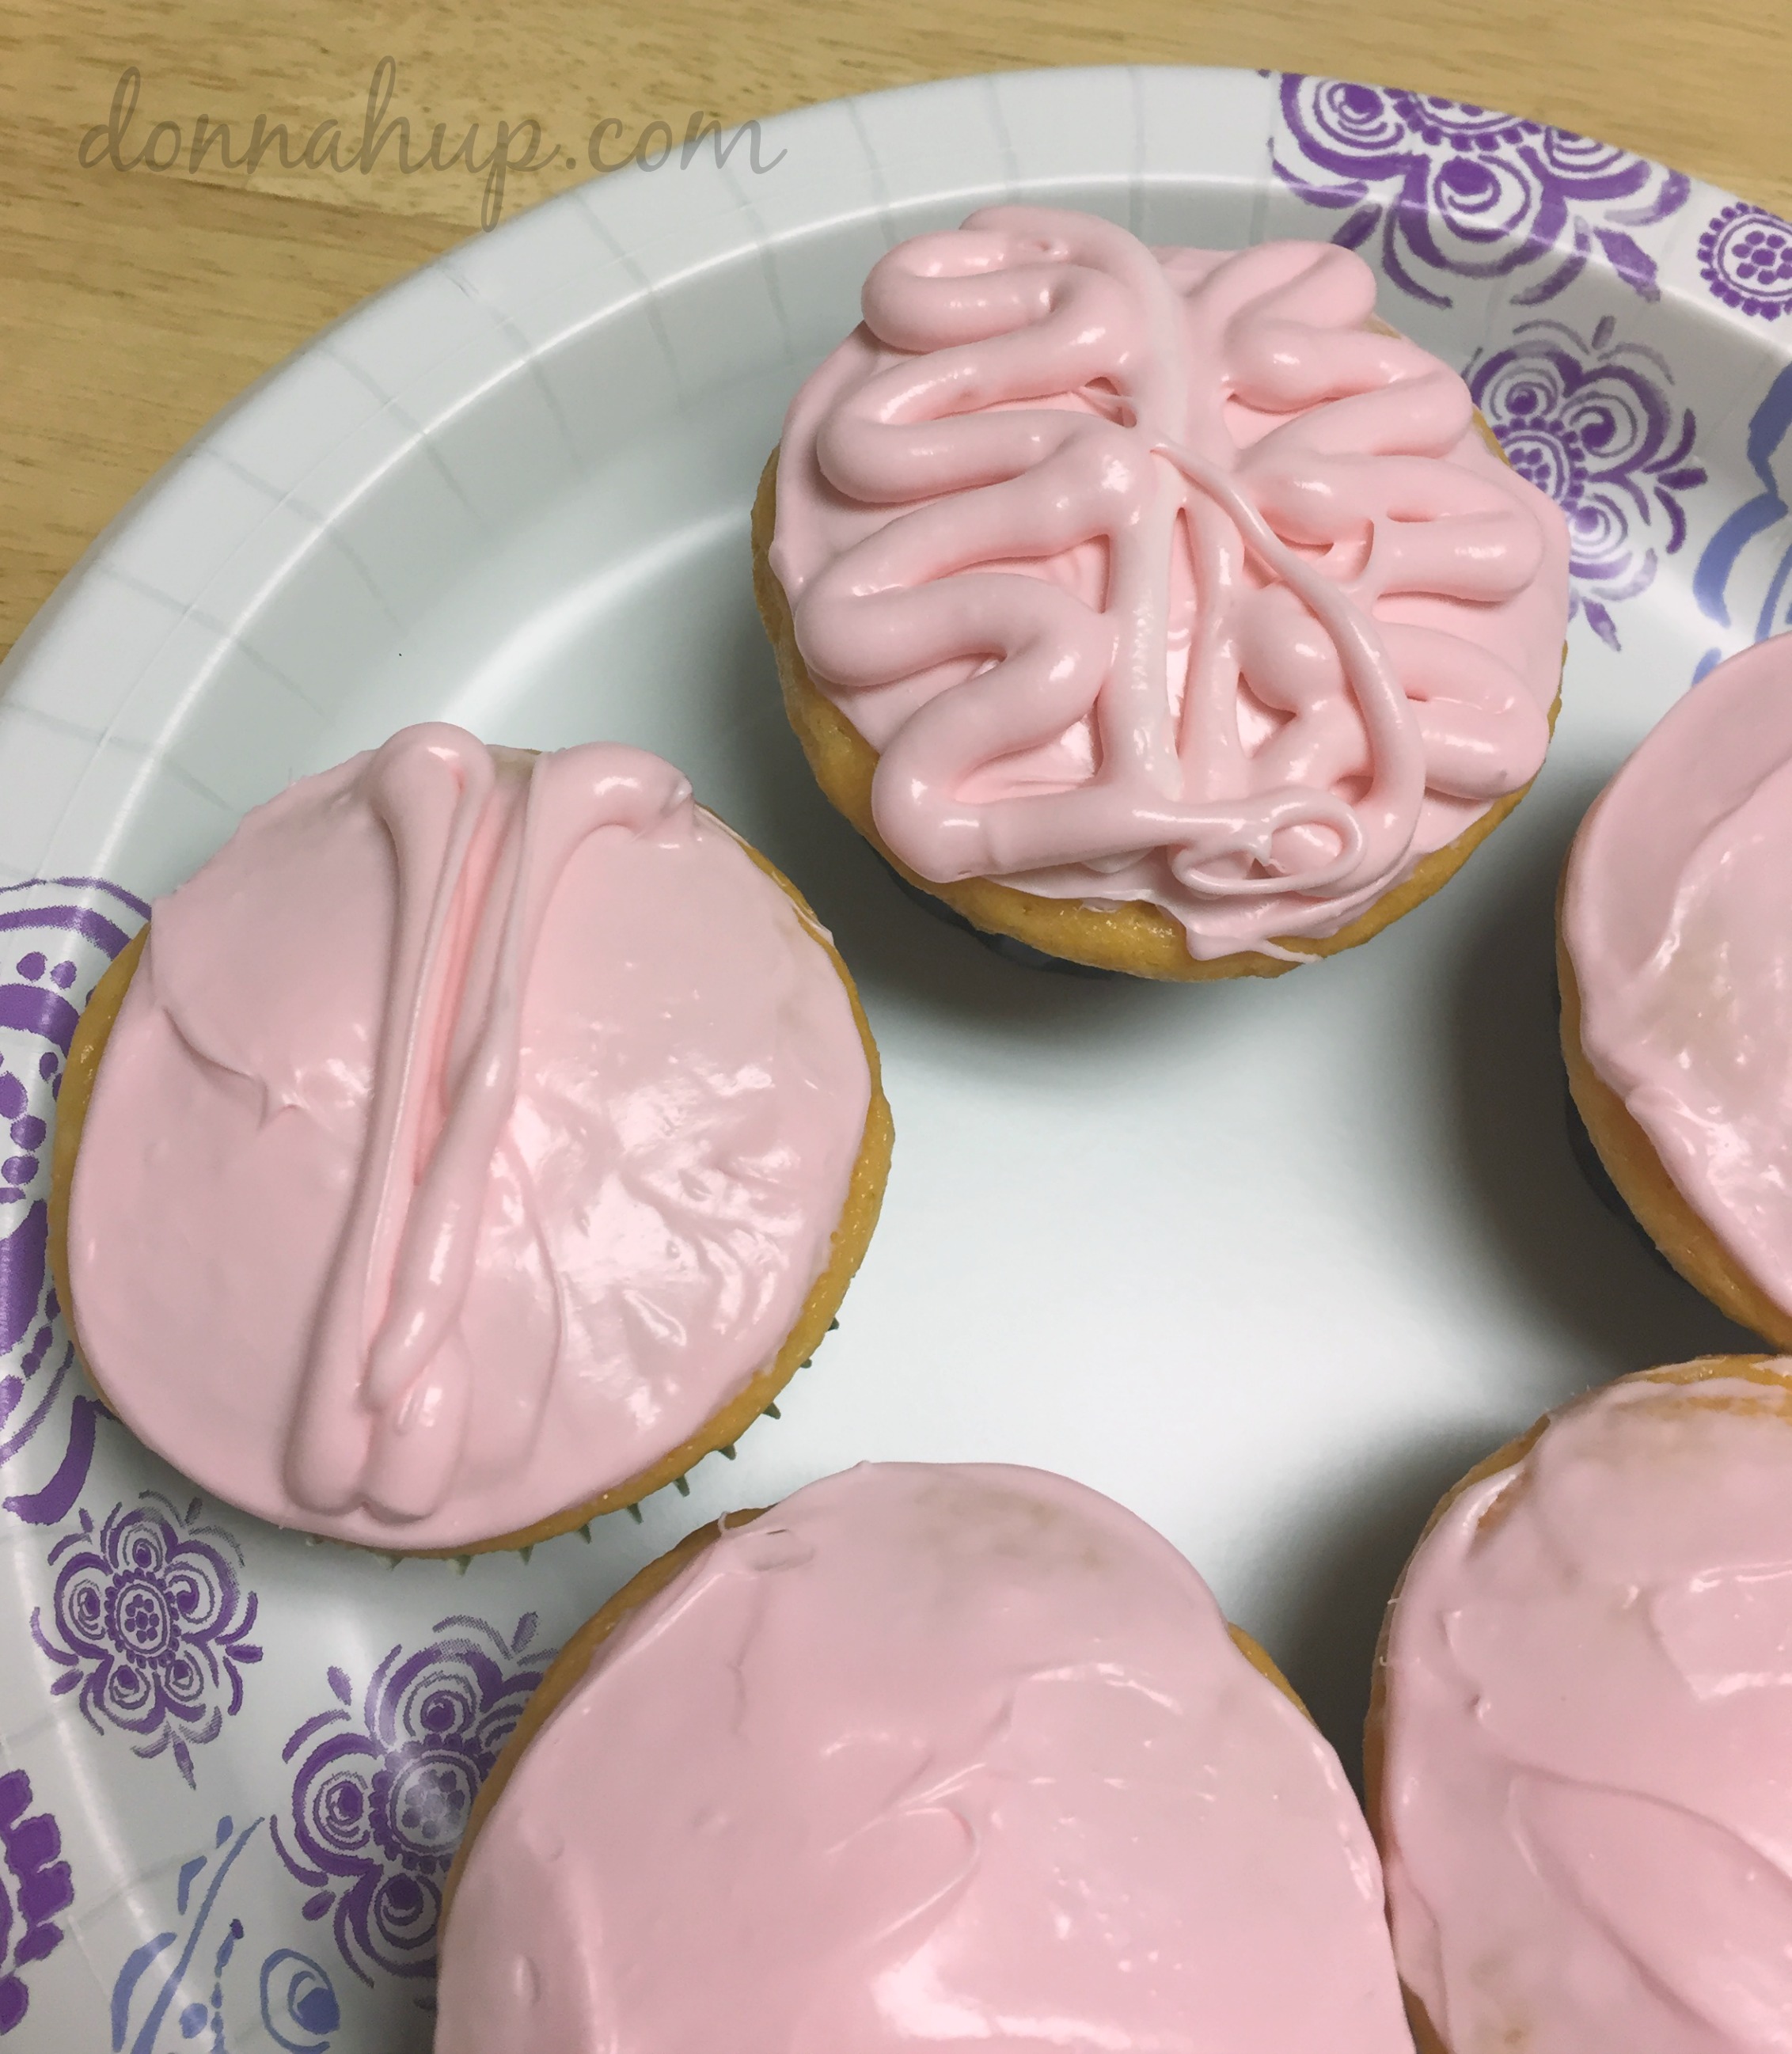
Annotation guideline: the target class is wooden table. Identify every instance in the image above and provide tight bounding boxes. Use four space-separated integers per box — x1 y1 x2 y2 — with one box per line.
4 0 1786 663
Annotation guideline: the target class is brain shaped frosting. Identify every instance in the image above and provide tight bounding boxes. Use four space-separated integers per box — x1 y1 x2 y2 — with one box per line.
771 208 1570 958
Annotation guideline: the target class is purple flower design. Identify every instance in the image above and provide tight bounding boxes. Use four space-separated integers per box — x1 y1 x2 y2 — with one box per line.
112 1813 260 2054
32 1491 263 1786
1274 75 1689 309
0 877 146 1529
0 1767 74 2037
273 1612 552 1995
109 1812 343 2054
1699 200 1792 321
1692 361 1792 672
1468 314 1707 649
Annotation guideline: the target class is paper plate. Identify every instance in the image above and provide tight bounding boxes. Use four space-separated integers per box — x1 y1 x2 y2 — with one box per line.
3 63 1790 2052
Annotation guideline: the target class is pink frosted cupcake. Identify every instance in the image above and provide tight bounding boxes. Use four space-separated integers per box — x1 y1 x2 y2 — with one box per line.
51 724 891 1554
1372 1357 1792 2053
1562 630 1792 1348
756 206 1569 978
438 1462 1413 2052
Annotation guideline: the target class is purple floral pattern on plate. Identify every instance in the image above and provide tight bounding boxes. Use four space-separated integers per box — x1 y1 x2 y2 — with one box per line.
258 1947 341 2054
1274 75 1689 309
1468 314 1707 648
1692 360 1792 673
0 1767 74 2037
273 1612 551 1998
0 877 145 1528
32 1491 264 1787
109 1813 341 2054
1699 200 1792 322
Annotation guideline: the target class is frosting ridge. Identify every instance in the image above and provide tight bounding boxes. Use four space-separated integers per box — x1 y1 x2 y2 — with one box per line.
287 731 693 1522
437 1462 1414 2053
772 209 1567 959
66 725 874 1548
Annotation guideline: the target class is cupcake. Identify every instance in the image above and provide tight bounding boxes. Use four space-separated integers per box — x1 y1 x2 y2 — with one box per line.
1369 1357 1792 2054
1562 632 1792 1348
755 207 1569 979
437 1462 1413 2052
50 724 891 1555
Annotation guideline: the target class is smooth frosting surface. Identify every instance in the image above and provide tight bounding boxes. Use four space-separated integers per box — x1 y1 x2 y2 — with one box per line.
1380 1369 1792 2052
66 725 871 1548
437 1462 1412 2053
1566 632 1792 1318
771 207 1568 959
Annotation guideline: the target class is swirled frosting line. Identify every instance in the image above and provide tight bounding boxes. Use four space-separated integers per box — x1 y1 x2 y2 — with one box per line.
64 725 874 1549
437 1463 1414 2053
771 209 1569 959
1564 632 1792 1323
1379 1366 1792 2054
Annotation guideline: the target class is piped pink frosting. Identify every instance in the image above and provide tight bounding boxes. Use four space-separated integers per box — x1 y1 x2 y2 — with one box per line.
771 208 1568 959
1379 1369 1792 2052
66 725 872 1548
436 1462 1413 2053
1565 631 1792 1320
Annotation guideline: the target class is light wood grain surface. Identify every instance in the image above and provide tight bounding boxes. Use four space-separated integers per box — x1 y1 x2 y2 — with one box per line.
2 1 1786 663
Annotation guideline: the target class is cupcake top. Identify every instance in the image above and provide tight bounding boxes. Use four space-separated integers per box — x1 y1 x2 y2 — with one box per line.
438 1462 1412 2053
1378 1365 1792 2052
1565 632 1792 1318
64 725 872 1550
771 207 1568 959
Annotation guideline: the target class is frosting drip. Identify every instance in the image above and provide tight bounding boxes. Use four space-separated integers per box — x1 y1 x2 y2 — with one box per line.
437 1463 1413 2053
771 209 1568 958
1379 1370 1792 2053
66 725 872 1548
1566 632 1792 1320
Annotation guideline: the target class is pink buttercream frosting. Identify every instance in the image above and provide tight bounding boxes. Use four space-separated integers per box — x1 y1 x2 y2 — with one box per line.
1565 632 1792 1320
1378 1368 1792 2052
436 1462 1413 2053
770 207 1568 959
65 724 873 1549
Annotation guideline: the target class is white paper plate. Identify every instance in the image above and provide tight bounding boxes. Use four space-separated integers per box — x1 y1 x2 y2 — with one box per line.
4 63 1792 2052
